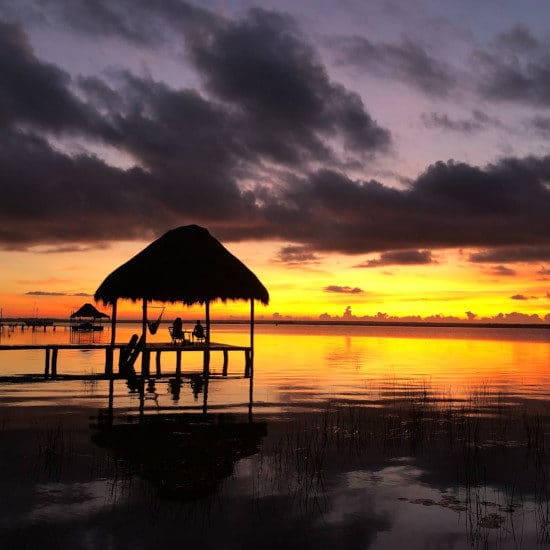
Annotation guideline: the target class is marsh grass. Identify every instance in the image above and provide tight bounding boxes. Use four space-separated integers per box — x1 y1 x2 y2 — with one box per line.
247 379 550 546
34 422 74 481
81 375 98 394
20 378 550 547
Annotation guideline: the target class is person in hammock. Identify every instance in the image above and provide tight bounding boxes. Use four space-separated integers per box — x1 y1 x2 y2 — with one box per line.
147 306 165 334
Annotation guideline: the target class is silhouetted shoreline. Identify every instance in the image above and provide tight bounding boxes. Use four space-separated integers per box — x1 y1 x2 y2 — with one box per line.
257 319 550 329
2 318 549 330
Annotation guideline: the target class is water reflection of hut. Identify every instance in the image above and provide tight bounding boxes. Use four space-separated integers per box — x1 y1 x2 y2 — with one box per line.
92 416 267 500
70 302 110 332
94 224 269 374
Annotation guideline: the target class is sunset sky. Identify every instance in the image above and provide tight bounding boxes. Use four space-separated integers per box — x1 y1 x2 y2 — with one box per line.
1 0 550 321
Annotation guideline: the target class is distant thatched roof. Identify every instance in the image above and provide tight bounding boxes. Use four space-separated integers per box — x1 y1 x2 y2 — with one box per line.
94 225 269 306
70 303 110 319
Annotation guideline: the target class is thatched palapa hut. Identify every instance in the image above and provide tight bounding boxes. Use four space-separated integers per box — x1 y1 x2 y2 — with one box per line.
71 303 110 320
70 302 109 331
94 224 269 374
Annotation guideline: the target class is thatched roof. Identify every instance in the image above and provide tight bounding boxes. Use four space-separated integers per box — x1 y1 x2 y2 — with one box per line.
94 225 269 306
70 303 110 319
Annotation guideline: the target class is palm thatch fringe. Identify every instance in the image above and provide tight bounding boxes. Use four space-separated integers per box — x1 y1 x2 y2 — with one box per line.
70 303 110 319
94 225 269 306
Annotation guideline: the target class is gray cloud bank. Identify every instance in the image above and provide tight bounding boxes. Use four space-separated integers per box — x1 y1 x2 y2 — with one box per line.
334 35 455 96
1 4 550 263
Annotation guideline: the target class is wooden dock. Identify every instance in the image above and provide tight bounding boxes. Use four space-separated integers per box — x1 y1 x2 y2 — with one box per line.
0 341 253 379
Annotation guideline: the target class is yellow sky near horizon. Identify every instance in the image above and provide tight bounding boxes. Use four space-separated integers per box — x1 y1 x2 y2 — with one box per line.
1 240 549 321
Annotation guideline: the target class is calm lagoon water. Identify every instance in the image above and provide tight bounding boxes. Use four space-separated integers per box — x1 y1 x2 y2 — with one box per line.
1 323 550 548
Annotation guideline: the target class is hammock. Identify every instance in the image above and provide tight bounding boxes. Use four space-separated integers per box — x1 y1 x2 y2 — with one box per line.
147 306 165 335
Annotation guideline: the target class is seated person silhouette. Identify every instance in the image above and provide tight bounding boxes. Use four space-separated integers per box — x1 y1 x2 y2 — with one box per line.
192 320 205 342
170 317 185 343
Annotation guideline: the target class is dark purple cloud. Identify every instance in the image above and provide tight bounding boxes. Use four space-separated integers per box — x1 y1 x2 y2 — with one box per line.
2 9 550 260
470 246 550 263
0 0 214 47
335 35 455 96
238 156 550 254
474 25 550 106
510 294 536 300
186 8 390 162
355 250 434 268
531 116 550 136
494 24 539 53
26 291 67 296
276 245 320 265
0 11 394 249
36 244 110 254
0 127 170 248
422 110 502 134
324 285 364 294
25 290 92 296
489 265 516 276
0 21 113 138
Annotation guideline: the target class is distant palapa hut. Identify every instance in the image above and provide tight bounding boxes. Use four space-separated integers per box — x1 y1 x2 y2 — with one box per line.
70 302 109 332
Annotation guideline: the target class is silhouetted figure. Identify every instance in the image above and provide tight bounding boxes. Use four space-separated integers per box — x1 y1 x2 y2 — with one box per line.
192 320 205 342
169 317 185 344
120 333 143 390
126 374 141 393
172 317 183 335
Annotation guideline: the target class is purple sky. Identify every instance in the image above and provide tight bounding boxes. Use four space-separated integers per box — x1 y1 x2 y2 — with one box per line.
1 0 550 265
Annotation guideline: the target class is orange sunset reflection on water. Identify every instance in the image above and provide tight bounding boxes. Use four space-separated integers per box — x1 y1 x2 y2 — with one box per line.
1 323 550 415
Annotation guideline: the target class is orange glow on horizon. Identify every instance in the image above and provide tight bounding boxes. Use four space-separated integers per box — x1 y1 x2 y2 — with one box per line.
0 241 549 322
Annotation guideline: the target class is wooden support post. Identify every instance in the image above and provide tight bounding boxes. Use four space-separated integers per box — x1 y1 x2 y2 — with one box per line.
51 348 58 378
249 349 254 380
107 377 114 428
156 351 162 377
203 350 210 375
248 366 254 423
44 347 51 379
176 350 182 377
244 349 251 377
200 300 211 416
139 377 145 422
203 300 210 375
249 298 255 374
202 373 209 416
141 298 147 376
106 300 117 376
222 349 228 376
143 350 150 378
105 347 113 376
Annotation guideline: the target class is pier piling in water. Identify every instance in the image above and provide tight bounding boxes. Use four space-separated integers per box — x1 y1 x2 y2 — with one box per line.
1 341 251 379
